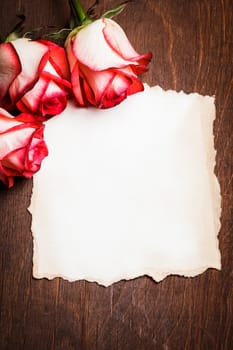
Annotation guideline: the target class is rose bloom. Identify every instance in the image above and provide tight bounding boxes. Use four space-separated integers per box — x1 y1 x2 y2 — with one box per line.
0 108 48 188
0 38 71 117
65 18 152 108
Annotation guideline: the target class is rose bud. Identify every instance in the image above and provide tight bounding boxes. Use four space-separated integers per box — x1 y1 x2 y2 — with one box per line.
0 38 71 118
65 18 152 109
0 108 48 188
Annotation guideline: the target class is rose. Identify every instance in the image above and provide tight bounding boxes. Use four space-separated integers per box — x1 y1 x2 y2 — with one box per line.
65 18 152 108
0 38 71 117
0 108 48 188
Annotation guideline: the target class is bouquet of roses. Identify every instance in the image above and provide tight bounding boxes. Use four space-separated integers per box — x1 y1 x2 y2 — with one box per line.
0 0 152 187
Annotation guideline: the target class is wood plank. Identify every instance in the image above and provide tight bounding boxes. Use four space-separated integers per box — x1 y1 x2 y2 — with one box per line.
0 1 232 349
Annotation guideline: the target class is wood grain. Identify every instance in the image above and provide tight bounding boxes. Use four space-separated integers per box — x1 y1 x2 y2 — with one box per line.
0 1 232 349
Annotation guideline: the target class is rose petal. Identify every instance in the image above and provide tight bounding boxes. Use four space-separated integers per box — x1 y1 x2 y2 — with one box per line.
103 18 152 74
0 125 35 158
23 127 48 177
9 38 49 103
0 107 15 118
42 70 71 91
2 147 28 173
0 42 21 105
39 39 70 81
1 126 48 179
71 62 86 106
72 19 139 71
80 64 114 103
65 37 77 71
79 64 144 108
41 80 68 116
0 163 14 187
79 64 128 107
0 108 48 188
0 113 22 134
115 67 145 96
99 73 129 108
102 18 139 59
0 111 48 187
17 74 68 117
17 76 49 113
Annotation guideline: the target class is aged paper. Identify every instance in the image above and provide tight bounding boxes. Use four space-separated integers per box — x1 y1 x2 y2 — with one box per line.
29 85 221 286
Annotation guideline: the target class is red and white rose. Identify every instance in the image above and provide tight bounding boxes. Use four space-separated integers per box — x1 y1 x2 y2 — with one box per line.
0 1 152 187
0 108 48 188
65 18 152 109
0 38 71 117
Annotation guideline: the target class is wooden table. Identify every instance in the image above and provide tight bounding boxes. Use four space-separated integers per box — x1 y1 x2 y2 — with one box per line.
0 1 232 349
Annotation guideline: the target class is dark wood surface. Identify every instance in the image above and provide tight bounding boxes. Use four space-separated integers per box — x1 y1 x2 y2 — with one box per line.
0 1 232 349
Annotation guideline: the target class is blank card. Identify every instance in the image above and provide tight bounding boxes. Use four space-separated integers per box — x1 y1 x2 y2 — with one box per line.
29 85 221 286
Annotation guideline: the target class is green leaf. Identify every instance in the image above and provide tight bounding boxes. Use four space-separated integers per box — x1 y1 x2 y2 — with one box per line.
5 32 20 42
101 1 131 19
43 28 72 41
4 14 25 42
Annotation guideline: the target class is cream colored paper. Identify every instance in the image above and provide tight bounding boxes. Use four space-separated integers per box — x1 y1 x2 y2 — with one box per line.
29 85 221 286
